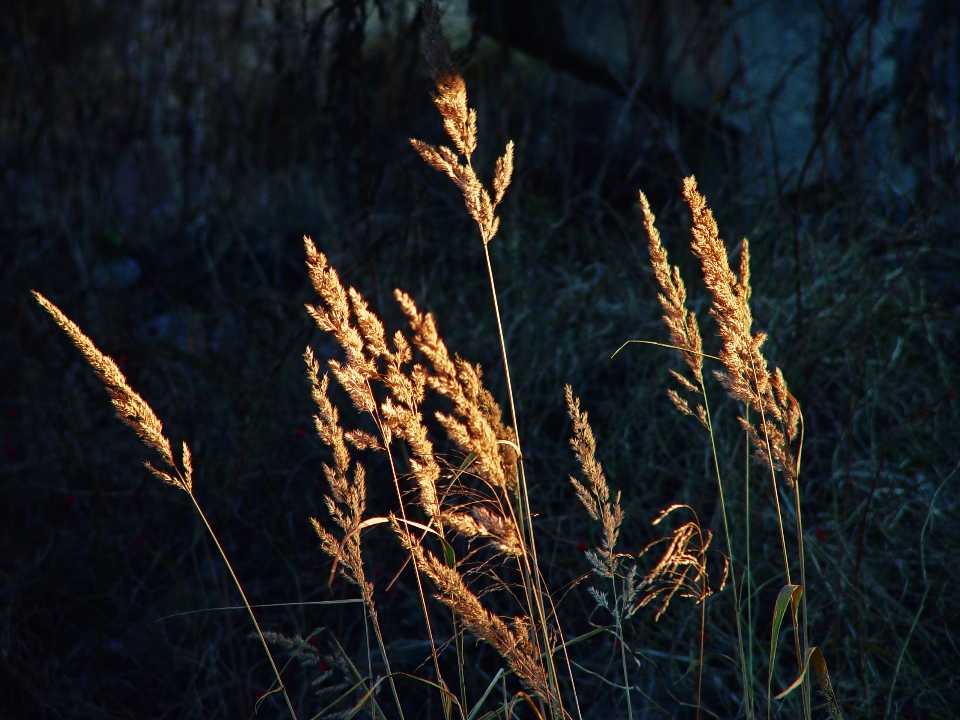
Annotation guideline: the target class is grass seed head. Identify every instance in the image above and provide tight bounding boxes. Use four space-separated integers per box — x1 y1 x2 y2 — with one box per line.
395 521 554 703
566 385 623 578
32 291 189 493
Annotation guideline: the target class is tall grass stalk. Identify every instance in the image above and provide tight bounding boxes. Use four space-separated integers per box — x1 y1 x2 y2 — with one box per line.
745 406 756 715
411 3 571 714
637 178 842 720
483 239 568 718
701 383 754 718
638 192 754 717
31 291 300 720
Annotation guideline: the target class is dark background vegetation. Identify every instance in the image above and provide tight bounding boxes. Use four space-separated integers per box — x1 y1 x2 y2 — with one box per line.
2 0 958 717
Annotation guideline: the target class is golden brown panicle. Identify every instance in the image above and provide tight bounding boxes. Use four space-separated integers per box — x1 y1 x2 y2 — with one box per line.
640 191 704 385
394 522 554 704
303 237 378 414
32 291 192 493
565 385 623 578
303 237 442 519
680 177 800 485
395 290 518 495
634 505 725 621
409 138 514 246
305 349 370 593
410 3 514 245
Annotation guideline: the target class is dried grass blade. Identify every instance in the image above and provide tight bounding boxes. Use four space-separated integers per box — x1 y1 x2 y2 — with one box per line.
773 646 842 720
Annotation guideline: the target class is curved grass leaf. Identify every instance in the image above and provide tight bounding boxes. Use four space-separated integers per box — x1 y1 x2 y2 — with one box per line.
468 668 505 720
767 584 802 714
440 535 457 569
392 672 463 714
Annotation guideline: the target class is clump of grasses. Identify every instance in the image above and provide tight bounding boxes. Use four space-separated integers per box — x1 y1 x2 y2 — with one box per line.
635 179 843 720
31 3 849 719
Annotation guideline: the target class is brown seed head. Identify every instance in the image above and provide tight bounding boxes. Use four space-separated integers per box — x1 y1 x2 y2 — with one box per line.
395 521 554 703
680 176 800 486
32 291 188 493
305 350 370 588
397 290 513 493
566 385 623 578
639 191 704 385
635 506 716 621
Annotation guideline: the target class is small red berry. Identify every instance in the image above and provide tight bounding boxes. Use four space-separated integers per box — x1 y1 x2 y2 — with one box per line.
318 661 330 672
297 426 306 437
815 528 827 542
134 535 145 550
66 495 77 506
576 540 587 553
119 354 127 364
948 390 955 400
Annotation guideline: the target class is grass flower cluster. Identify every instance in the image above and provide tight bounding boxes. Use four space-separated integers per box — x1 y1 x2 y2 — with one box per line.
32 3 854 719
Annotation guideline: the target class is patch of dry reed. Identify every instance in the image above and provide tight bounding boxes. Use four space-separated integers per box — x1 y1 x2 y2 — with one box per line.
303 233 556 705
639 177 841 720
32 8 848 717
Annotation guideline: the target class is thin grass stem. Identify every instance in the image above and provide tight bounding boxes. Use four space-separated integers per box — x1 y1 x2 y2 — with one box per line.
748 361 806 720
189 494 299 720
794 410 811 718
376 402 445 707
611 339 721 361
363 601 375 720
455 614 468 719
745 406 756 718
611 579 633 720
700 384 753 719
697 596 706 720
792 482 811 720
482 244 567 719
748 362 792 587
366 602 403 720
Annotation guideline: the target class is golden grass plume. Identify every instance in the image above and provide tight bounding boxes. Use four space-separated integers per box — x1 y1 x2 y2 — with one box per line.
304 236 522 554
31 290 192 493
394 521 555 704
411 1 513 245
303 236 554 704
640 179 802 486
305 349 370 593
635 505 726 622
32 291 301 720
564 385 623 578
681 176 801 484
